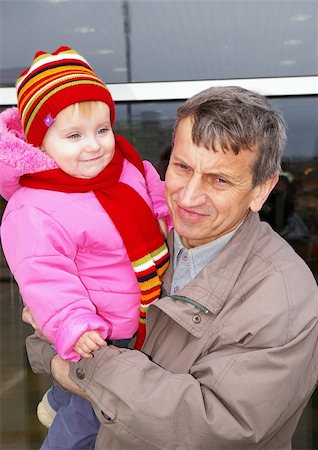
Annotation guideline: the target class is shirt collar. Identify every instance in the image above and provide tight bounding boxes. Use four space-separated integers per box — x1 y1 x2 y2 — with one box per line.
173 226 239 272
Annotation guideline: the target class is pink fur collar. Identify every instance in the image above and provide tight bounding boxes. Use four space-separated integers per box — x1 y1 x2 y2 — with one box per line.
0 107 57 173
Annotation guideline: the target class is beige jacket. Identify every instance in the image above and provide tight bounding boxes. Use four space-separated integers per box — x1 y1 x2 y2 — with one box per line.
26 212 318 450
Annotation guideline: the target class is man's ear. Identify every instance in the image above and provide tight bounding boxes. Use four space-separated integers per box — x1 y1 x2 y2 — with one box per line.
250 174 279 212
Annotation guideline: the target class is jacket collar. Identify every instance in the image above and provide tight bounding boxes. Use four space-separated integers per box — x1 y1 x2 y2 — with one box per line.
0 107 58 200
163 211 262 315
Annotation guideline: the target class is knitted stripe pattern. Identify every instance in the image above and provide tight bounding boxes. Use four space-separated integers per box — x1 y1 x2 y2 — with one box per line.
16 46 115 147
134 245 170 322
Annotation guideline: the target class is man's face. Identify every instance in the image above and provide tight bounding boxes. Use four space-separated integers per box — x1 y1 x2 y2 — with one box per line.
165 117 277 248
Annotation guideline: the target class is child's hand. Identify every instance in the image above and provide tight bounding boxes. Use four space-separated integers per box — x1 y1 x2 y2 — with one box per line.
74 330 107 359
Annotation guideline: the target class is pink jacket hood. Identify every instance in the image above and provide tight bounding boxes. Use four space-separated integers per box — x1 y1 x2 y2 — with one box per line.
0 107 57 200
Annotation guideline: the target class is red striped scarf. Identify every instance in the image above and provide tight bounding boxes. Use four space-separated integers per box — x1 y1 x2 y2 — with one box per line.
20 134 169 349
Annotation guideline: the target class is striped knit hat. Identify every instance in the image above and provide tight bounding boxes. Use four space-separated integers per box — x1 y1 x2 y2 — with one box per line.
16 46 115 147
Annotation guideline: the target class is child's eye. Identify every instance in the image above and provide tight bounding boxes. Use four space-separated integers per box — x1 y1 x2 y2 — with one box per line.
98 127 109 135
67 132 81 139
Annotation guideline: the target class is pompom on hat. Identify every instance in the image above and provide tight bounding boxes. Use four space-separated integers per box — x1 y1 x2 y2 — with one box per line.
16 46 115 147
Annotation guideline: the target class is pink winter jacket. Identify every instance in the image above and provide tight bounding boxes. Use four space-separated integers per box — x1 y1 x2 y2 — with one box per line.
0 107 171 361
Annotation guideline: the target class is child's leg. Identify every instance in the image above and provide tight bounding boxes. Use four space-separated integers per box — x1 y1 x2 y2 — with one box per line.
40 394 99 450
39 339 131 449
47 384 72 410
38 385 71 428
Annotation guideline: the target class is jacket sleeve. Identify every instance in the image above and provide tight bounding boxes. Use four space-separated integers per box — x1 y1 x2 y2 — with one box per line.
142 160 173 231
1 206 112 362
65 279 318 448
25 334 57 374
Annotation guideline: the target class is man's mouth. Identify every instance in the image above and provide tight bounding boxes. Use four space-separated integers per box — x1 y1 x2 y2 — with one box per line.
176 204 207 220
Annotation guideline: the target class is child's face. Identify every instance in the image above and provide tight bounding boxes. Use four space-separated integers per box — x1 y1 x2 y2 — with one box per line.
42 102 115 178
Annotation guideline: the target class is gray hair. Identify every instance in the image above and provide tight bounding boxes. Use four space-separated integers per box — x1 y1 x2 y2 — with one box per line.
173 86 287 188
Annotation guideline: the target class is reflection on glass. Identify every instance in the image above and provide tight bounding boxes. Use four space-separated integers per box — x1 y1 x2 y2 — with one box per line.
1 1 317 85
260 160 318 281
115 102 179 163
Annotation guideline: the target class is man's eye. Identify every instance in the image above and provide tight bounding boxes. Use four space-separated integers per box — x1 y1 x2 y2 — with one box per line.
207 175 229 187
216 177 228 185
176 163 189 170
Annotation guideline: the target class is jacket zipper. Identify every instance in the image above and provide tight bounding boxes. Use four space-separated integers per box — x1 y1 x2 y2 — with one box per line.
170 295 209 314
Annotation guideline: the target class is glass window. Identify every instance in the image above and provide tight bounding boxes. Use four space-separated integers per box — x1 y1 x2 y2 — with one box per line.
1 0 317 86
262 96 318 280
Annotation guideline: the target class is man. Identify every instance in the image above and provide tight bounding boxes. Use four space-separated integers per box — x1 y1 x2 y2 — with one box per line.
25 86 318 449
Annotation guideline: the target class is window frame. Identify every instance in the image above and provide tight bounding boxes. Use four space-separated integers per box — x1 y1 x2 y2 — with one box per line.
1 76 318 105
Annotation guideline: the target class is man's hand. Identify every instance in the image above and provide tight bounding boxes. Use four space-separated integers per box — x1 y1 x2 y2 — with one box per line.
51 354 90 400
74 330 107 358
22 306 48 341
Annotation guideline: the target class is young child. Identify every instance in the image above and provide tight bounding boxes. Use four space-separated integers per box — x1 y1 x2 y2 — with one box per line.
0 46 170 449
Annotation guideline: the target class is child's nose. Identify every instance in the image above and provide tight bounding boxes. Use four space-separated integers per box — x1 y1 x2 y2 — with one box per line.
85 136 100 151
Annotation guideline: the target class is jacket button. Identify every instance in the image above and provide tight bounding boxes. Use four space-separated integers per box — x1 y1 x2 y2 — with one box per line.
76 368 85 380
192 314 201 324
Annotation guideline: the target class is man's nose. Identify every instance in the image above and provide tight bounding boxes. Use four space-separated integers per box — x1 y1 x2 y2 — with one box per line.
179 174 206 207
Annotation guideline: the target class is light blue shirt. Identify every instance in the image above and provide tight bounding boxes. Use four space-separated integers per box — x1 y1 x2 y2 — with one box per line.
170 228 238 295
